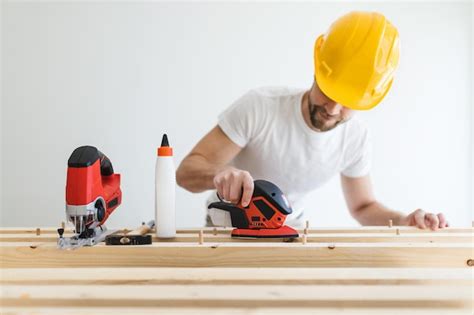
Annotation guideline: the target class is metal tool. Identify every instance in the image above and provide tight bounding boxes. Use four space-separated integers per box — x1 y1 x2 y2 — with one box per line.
208 180 299 239
58 146 122 250
105 220 155 246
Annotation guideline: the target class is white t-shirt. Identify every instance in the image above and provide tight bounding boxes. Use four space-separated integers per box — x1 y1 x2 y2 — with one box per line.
207 86 371 227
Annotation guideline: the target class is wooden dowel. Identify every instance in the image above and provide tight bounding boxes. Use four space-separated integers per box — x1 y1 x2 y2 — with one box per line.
35 228 40 236
198 230 204 245
388 220 393 228
61 222 65 229
304 220 309 235
396 228 400 235
302 234 307 245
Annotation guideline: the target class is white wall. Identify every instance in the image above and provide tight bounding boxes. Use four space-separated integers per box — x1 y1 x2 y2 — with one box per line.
0 2 3 226
471 1 473 225
1 1 472 228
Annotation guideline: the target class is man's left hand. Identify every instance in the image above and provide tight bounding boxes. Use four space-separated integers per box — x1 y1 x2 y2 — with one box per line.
400 209 449 230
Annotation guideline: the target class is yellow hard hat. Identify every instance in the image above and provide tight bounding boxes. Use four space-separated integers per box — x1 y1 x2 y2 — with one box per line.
314 11 400 110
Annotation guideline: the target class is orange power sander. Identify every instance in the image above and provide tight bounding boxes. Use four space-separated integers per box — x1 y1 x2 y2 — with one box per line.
208 180 299 238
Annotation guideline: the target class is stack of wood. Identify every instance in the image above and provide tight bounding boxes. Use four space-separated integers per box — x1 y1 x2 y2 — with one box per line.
1 225 472 314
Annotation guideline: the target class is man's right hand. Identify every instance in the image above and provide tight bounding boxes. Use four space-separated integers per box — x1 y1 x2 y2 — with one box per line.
213 167 254 207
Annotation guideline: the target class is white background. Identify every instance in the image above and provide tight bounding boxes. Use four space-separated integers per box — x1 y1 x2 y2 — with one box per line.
1 1 473 228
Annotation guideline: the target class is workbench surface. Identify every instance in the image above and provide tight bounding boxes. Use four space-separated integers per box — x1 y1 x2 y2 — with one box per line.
1 226 473 314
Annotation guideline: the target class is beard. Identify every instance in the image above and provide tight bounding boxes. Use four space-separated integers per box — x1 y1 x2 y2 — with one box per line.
308 103 349 132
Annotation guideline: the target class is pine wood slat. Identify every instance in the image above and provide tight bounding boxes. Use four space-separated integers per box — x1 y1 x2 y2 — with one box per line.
1 232 472 243
1 307 472 315
1 226 472 234
1 267 472 286
1 284 472 308
1 241 472 268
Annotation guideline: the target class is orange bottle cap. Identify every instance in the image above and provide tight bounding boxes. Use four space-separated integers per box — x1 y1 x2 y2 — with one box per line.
157 147 173 156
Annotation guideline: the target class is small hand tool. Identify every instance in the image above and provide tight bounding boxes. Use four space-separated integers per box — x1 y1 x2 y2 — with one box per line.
105 220 155 245
208 180 299 239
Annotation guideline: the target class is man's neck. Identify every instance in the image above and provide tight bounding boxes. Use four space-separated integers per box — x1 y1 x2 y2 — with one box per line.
301 90 322 132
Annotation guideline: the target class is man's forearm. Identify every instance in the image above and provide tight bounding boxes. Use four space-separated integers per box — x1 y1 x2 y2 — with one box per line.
351 201 406 226
176 154 228 193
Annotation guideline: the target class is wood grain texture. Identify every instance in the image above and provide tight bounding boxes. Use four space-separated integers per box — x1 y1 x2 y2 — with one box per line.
1 267 472 285
1 232 472 243
1 226 472 234
1 284 472 308
1 307 473 315
1 241 472 268
1 226 472 313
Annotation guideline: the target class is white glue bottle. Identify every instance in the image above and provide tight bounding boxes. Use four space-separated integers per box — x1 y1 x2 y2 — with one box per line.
155 134 176 238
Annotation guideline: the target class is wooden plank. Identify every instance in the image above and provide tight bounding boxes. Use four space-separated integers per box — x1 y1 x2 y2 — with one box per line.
1 307 472 315
1 232 472 243
163 232 474 243
1 226 472 235
187 227 474 235
1 284 472 308
1 242 472 268
1 267 472 285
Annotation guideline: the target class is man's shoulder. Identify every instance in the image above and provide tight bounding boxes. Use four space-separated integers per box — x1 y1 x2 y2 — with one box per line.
346 116 368 131
343 116 370 143
231 86 304 116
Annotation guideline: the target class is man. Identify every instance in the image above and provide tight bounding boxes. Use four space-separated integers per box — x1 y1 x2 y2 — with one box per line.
176 11 448 230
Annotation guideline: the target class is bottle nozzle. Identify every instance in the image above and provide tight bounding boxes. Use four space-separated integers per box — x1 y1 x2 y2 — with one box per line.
161 134 169 147
157 134 173 156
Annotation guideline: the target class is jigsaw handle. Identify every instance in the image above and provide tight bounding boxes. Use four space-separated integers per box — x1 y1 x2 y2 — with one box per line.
98 151 114 176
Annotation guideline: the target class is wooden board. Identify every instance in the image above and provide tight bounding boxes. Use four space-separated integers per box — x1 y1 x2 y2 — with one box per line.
1 226 473 314
2 232 472 243
1 241 472 268
2 267 472 285
1 307 473 315
1 284 472 308
1 226 472 234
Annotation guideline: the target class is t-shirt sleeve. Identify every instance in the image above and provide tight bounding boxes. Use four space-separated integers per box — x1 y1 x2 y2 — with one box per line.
217 90 260 148
341 124 372 178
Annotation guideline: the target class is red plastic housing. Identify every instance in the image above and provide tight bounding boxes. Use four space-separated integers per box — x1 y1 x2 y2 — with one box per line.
66 159 121 225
